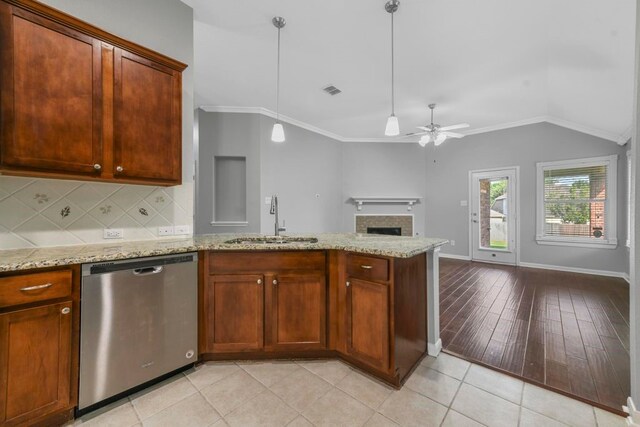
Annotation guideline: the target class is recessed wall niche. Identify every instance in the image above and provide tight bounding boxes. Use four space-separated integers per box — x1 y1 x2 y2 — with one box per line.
213 156 247 224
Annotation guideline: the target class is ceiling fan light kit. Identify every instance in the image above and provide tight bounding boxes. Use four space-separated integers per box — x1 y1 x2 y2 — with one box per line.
408 103 470 147
384 0 400 136
271 16 286 143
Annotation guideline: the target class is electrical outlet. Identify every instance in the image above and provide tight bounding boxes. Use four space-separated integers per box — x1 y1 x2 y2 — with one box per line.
103 228 123 239
158 226 174 236
174 225 190 235
460 200 468 207
450 240 456 246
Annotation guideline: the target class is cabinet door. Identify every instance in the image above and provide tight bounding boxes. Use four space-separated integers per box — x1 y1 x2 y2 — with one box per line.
0 3 102 175
113 48 182 184
205 274 264 353
346 278 390 372
266 273 326 351
0 301 73 425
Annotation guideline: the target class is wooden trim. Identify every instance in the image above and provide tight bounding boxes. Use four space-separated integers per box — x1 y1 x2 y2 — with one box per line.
2 0 187 71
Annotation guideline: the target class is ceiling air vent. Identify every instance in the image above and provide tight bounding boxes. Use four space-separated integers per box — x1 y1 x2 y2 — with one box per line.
322 85 342 96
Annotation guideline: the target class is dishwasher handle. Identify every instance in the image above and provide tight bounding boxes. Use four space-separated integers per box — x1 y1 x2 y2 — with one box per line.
132 266 164 276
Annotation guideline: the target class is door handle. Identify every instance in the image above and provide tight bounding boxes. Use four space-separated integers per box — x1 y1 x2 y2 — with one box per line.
132 266 164 276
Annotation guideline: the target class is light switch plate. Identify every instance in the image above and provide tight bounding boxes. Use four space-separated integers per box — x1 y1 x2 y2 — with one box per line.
450 240 456 246
460 200 468 206
265 196 272 205
174 225 190 235
103 228 123 239
158 226 174 236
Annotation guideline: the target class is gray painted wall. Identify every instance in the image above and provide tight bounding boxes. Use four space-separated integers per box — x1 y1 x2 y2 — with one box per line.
425 122 629 274
258 116 342 235
39 0 195 184
195 112 342 235
195 111 261 234
341 142 428 237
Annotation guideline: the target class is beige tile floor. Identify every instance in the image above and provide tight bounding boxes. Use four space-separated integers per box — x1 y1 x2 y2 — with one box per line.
69 354 627 427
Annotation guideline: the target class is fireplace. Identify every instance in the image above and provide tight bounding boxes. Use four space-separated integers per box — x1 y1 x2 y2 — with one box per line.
367 227 401 236
355 215 413 236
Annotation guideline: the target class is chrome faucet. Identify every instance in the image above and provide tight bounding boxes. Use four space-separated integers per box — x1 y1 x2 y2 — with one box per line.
270 195 286 236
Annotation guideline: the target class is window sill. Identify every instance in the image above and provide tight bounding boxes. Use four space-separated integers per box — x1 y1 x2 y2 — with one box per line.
536 237 618 249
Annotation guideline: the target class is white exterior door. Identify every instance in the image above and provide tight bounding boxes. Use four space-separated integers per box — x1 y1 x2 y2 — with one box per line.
470 168 518 265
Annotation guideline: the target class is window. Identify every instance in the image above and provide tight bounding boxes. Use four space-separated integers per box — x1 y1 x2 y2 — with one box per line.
536 155 618 249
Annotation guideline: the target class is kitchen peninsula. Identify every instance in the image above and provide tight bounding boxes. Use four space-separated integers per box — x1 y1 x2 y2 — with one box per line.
0 233 446 422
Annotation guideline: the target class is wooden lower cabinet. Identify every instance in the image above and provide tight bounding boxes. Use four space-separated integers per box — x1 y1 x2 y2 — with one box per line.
0 301 73 426
200 250 427 388
266 272 326 351
204 274 264 353
346 278 390 371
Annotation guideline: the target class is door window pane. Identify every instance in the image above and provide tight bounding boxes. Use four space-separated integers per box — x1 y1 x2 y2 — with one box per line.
479 177 508 249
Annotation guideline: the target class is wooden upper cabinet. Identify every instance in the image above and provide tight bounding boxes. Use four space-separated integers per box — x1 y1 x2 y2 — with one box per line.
113 49 182 184
0 0 186 186
0 3 102 175
0 301 73 426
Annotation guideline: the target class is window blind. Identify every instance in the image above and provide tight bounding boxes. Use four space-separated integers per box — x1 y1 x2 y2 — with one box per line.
543 165 607 239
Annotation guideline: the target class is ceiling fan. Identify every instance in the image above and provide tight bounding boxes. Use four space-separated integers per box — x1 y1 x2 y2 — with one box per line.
405 104 470 147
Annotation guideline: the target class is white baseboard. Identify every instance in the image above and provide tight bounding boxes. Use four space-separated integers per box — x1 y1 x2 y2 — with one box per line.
623 397 640 426
427 339 442 357
439 253 471 261
518 261 627 280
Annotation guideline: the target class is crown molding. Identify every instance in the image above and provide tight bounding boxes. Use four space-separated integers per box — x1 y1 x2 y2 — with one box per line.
199 106 630 145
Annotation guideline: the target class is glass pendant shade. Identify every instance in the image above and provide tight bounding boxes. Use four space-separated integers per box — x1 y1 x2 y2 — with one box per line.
271 122 285 143
418 134 431 147
434 133 447 146
385 115 400 136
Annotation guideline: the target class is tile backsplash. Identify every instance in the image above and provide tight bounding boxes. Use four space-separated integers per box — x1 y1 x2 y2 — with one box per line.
0 176 193 249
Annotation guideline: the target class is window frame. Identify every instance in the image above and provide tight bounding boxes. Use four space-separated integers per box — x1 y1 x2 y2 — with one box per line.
536 154 618 249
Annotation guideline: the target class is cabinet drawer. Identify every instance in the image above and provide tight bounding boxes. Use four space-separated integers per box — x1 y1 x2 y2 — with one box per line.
0 270 72 308
210 251 325 274
346 254 389 282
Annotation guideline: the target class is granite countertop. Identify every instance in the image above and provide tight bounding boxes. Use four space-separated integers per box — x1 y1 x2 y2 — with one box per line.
0 233 448 272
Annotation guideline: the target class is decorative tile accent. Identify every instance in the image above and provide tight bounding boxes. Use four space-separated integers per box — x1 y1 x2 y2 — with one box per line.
0 176 193 249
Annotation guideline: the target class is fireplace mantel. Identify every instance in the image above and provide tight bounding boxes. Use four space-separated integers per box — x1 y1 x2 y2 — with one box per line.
350 196 422 211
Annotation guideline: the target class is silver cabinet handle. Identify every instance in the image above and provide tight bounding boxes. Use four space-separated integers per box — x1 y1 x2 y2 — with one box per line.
272 279 278 285
257 279 262 285
61 307 71 315
93 163 102 170
346 281 350 287
20 283 52 291
360 265 373 269
116 166 124 172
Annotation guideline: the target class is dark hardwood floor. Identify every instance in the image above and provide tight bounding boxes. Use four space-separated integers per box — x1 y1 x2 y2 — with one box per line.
439 258 630 412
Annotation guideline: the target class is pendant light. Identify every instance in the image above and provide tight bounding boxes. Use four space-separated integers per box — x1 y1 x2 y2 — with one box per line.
384 0 400 136
271 16 286 143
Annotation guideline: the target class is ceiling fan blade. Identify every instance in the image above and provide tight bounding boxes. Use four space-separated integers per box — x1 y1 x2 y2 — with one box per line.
442 131 465 138
439 123 470 131
416 126 431 131
402 131 427 138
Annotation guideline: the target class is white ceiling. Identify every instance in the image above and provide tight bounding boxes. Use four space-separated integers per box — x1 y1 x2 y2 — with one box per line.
183 0 636 143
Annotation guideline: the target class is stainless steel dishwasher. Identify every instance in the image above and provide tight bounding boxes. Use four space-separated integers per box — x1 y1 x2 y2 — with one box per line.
79 253 198 413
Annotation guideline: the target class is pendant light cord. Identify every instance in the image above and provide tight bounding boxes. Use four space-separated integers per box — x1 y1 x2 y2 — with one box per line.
276 26 281 123
390 10 395 116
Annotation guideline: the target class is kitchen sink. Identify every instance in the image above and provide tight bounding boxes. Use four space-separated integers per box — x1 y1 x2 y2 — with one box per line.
224 236 319 245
